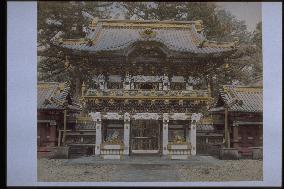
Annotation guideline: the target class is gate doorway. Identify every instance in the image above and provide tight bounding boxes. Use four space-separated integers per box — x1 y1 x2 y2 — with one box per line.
130 120 161 154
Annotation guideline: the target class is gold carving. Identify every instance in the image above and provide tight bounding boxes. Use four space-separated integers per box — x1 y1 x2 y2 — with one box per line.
140 28 157 38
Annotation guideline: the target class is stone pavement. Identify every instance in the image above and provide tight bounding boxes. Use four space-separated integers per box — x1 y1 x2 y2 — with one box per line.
110 164 180 182
63 155 223 182
65 154 222 166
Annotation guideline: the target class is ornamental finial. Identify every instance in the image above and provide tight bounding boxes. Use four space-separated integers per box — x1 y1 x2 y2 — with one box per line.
195 20 204 32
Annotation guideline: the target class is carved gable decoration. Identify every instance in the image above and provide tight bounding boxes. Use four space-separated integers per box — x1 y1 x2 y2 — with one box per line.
170 113 188 120
140 28 157 39
104 113 122 120
191 113 203 122
89 112 101 121
133 113 160 120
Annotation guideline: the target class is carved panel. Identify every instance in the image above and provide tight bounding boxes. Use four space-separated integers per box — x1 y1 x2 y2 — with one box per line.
103 113 122 120
132 113 160 120
170 113 189 120
191 113 203 122
89 112 101 121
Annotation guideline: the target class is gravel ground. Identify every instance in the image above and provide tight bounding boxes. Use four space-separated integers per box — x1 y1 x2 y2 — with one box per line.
38 158 117 182
177 160 263 181
38 158 262 182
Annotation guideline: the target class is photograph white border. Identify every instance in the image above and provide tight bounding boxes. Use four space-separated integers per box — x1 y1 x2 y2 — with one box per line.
7 2 282 186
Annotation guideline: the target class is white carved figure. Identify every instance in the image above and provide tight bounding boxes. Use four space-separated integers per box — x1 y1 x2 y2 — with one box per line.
124 112 130 121
171 113 188 120
163 113 169 122
125 73 130 83
124 73 131 90
106 130 121 143
89 112 101 121
98 74 105 82
110 130 119 139
133 113 160 120
163 74 169 83
98 74 105 89
106 113 122 120
191 113 203 122
162 74 169 90
187 76 200 85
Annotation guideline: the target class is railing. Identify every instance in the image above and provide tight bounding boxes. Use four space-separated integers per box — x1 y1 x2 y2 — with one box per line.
100 149 124 155
100 144 124 157
74 116 95 130
58 130 96 146
168 149 191 155
85 89 210 99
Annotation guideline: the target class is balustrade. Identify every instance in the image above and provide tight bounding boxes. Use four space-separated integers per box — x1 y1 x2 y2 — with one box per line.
85 89 209 98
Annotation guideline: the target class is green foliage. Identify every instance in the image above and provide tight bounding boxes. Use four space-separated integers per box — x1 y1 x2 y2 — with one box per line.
38 1 112 98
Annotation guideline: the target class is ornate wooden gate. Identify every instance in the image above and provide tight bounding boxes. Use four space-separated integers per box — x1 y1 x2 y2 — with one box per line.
130 120 161 154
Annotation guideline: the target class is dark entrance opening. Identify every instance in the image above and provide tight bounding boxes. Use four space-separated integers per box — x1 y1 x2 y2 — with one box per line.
130 120 161 154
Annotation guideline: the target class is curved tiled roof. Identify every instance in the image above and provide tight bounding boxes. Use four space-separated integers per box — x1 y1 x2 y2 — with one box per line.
57 19 238 56
218 85 263 113
38 82 81 111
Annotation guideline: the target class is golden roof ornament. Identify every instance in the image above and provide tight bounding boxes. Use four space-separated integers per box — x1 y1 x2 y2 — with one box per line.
124 99 129 104
95 99 100 104
224 63 230 69
109 99 115 104
91 17 99 28
194 20 204 32
81 82 86 96
58 83 65 91
233 37 239 47
140 28 157 38
64 56 69 68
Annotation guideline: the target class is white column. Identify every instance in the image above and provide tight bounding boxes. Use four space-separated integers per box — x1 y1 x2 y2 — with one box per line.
190 121 197 155
124 74 131 90
159 82 163 90
123 113 130 155
186 123 190 143
162 113 169 155
162 75 169 90
98 74 105 90
90 112 102 156
191 113 203 156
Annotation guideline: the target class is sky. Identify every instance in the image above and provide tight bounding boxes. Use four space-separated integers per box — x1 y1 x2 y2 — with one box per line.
216 2 262 32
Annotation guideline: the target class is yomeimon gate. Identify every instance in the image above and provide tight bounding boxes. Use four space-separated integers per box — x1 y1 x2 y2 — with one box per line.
54 19 238 159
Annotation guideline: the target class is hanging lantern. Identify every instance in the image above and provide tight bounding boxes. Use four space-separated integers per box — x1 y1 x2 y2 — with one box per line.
109 99 115 105
164 99 169 105
95 99 100 104
224 63 229 69
138 100 143 105
124 99 129 104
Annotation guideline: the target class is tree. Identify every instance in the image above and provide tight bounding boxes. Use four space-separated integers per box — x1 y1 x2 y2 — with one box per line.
248 22 262 83
38 1 113 99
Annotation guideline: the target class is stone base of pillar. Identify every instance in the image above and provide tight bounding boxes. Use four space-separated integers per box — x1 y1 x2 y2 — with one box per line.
101 155 122 159
249 147 263 160
220 148 240 160
95 145 101 155
122 155 130 160
50 146 70 159
161 155 170 160
170 155 190 160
